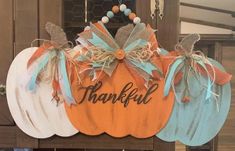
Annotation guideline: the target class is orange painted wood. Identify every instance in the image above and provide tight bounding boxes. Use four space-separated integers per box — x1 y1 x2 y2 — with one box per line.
66 61 174 138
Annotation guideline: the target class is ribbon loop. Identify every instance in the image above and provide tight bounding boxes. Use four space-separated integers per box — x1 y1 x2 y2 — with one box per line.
75 23 163 88
27 41 76 105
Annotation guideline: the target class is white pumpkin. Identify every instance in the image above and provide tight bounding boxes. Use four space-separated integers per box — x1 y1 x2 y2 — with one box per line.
6 47 78 138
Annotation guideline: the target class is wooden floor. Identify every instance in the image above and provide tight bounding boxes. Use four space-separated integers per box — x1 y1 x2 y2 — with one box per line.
176 46 235 151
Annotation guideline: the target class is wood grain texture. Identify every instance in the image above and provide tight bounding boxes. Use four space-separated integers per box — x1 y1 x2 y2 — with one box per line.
157 59 231 146
177 38 224 151
154 137 175 151
175 45 235 151
155 0 180 150
136 0 157 28
157 0 180 51
208 42 223 62
39 134 153 150
0 0 15 126
39 0 63 40
218 46 235 151
16 127 38 148
0 126 37 148
14 0 38 55
0 126 17 148
0 125 154 149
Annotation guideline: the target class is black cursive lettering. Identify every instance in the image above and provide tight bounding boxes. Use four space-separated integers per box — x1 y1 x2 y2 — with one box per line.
78 81 159 107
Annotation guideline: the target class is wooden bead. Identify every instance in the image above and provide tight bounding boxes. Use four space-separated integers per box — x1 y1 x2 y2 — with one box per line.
114 49 125 60
112 5 119 14
182 96 190 103
107 11 114 18
120 4 127 12
84 26 91 31
101 16 109 24
133 17 141 24
129 13 136 20
124 8 131 16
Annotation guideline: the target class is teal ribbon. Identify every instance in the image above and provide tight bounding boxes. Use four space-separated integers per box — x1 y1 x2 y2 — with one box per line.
124 39 160 77
28 51 56 91
164 56 213 101
27 49 76 105
130 61 157 76
58 52 76 105
124 39 148 52
88 33 115 51
86 32 162 81
196 59 212 100
159 48 169 55
164 57 184 97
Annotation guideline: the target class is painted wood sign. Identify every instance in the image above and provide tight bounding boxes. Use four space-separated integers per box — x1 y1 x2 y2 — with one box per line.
5 3 232 146
6 47 78 138
157 58 231 146
65 22 174 138
157 34 232 146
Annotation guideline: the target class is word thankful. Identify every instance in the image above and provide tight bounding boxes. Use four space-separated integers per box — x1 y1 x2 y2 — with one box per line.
78 81 158 107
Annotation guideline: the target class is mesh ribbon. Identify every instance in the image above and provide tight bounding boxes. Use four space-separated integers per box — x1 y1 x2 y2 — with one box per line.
76 22 163 87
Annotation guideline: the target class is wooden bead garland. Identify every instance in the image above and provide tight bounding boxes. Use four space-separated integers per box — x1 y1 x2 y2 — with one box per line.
107 11 114 18
102 4 141 24
101 16 109 24
120 4 127 12
128 13 136 20
112 5 119 14
124 8 131 16
133 17 141 24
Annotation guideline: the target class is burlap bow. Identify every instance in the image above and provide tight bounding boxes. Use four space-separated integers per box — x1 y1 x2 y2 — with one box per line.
76 22 162 88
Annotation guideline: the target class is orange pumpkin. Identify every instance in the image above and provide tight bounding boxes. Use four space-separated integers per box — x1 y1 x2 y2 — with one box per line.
64 22 174 138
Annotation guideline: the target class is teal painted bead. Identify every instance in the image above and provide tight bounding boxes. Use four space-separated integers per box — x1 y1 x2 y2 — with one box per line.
124 8 132 16
107 11 114 18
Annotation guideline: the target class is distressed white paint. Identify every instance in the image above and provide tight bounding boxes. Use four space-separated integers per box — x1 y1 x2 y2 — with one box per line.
6 47 78 138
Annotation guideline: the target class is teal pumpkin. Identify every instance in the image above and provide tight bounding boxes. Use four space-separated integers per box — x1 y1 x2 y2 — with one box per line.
157 58 231 146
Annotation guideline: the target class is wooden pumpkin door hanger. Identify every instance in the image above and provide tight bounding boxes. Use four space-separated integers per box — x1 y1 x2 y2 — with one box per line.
157 34 232 146
6 23 78 138
64 4 175 138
